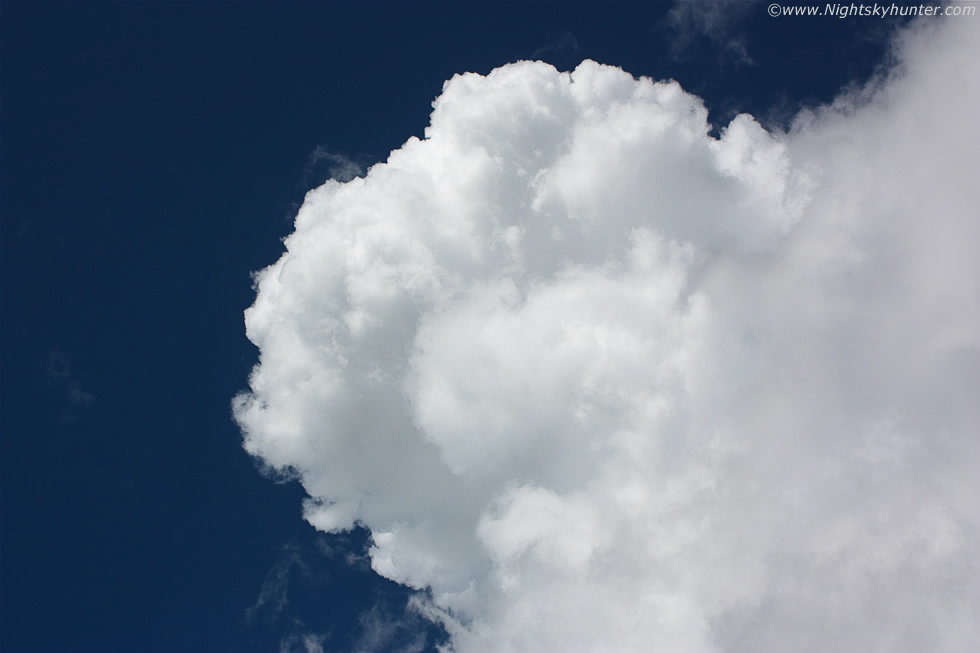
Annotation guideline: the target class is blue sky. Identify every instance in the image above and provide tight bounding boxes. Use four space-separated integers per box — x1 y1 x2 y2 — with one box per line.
2 2 977 652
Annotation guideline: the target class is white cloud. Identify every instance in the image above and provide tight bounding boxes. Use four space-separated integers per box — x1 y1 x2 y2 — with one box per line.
235 16 980 652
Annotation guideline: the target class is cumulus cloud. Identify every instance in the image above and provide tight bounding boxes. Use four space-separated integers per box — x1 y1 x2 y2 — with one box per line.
235 15 979 652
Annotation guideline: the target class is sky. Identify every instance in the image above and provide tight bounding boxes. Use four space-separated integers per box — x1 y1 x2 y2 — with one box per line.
1 2 978 652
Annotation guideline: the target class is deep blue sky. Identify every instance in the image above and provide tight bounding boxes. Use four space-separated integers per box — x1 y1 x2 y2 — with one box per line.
1 2 911 651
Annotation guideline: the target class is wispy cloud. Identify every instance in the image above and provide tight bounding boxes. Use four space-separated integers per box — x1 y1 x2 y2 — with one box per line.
46 347 93 420
530 31 580 63
305 146 367 184
246 544 311 623
279 630 328 653
351 600 431 653
666 0 757 64
314 532 372 571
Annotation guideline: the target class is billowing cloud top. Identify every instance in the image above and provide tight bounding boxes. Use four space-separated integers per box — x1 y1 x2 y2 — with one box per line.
235 17 979 652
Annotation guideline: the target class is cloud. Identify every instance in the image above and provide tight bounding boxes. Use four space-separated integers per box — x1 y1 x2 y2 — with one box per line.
666 0 756 65
46 347 94 421
314 531 373 570
530 31 579 63
279 631 328 653
305 146 367 184
351 601 432 653
235 15 980 652
246 545 310 623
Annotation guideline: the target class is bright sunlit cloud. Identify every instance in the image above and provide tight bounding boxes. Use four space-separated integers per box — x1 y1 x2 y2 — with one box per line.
235 16 979 652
